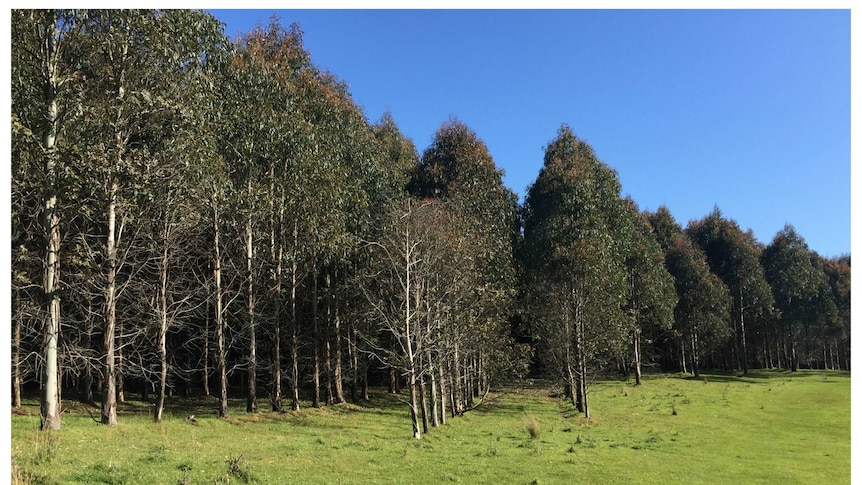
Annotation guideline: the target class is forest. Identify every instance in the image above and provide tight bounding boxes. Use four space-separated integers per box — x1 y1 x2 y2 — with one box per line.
11 9 851 441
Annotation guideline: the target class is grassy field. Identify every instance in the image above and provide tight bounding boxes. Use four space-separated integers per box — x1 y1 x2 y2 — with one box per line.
11 370 849 484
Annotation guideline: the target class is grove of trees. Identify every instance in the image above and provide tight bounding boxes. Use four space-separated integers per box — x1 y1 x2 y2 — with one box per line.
11 10 850 436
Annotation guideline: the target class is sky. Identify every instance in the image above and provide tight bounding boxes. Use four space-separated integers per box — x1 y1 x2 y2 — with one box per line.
208 9 851 258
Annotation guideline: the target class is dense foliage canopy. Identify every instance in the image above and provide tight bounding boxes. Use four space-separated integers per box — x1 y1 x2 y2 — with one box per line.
11 10 849 435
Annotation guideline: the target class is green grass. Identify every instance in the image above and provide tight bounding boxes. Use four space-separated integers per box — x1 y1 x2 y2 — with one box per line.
11 370 849 484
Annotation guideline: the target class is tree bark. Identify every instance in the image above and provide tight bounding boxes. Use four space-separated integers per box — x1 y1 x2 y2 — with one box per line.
155 221 170 422
39 11 62 431
13 290 22 409
101 181 119 426
438 360 447 425
333 282 345 404
213 194 229 418
427 350 439 427
203 289 210 397
739 289 749 374
246 213 257 413
312 270 321 408
289 221 300 411
324 270 334 405
633 331 643 386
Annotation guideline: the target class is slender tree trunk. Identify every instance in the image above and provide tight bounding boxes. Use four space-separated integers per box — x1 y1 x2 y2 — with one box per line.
82 303 94 405
438 360 447 425
270 221 284 413
155 222 170 423
680 339 687 374
739 290 749 374
633 331 643 386
573 315 584 413
116 326 124 404
13 290 22 409
312 269 321 408
409 367 421 439
203 288 210 397
692 330 700 378
246 215 257 413
39 13 62 430
324 271 334 405
419 369 430 434
333 281 345 404
213 195 229 418
349 322 358 403
452 343 462 416
290 253 300 411
427 350 439 427
101 181 119 426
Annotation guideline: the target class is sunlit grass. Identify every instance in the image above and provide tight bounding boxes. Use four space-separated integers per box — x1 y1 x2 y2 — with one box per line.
11 370 849 484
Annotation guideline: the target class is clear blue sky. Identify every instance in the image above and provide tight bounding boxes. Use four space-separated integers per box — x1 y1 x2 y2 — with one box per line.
209 9 850 258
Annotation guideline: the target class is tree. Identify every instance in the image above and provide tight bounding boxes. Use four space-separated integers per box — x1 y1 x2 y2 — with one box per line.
11 9 93 430
687 207 772 373
411 118 520 418
522 125 629 418
358 198 452 439
647 206 731 376
620 199 676 385
761 225 827 371
823 255 850 370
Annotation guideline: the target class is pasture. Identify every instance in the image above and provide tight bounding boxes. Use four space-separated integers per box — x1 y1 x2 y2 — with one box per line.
11 370 849 484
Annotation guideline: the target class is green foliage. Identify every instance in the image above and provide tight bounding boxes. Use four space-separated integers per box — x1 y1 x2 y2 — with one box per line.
521 125 632 413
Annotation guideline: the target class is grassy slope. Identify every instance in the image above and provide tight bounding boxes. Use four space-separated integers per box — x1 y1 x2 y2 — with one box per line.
11 370 849 484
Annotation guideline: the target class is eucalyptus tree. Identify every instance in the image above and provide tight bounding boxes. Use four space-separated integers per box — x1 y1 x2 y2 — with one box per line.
760 225 828 371
823 255 850 370
58 9 230 425
646 206 731 375
411 118 519 414
357 197 460 439
620 199 676 385
687 208 772 373
804 252 839 369
521 125 629 418
11 9 92 430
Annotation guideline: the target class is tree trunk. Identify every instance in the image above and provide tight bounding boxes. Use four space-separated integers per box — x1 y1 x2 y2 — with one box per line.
323 271 334 405
101 181 119 426
213 195 229 418
203 283 210 397
312 270 321 408
409 367 421 439
692 330 700 378
269 165 284 414
290 254 300 411
438 360 447 426
13 290 22 409
333 287 345 404
419 370 430 434
389 368 398 394
116 327 124 404
155 222 170 423
349 322 358 403
246 216 257 413
633 331 643 386
739 290 749 374
82 303 95 405
39 13 62 430
427 350 439 427
452 343 462 416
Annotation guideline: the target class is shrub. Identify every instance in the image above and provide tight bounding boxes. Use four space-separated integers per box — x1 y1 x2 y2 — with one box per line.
525 414 540 440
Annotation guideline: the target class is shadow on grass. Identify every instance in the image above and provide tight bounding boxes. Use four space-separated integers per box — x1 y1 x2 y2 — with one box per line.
681 368 849 384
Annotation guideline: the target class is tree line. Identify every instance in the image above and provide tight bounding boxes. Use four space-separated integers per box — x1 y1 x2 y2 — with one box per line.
11 10 850 436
